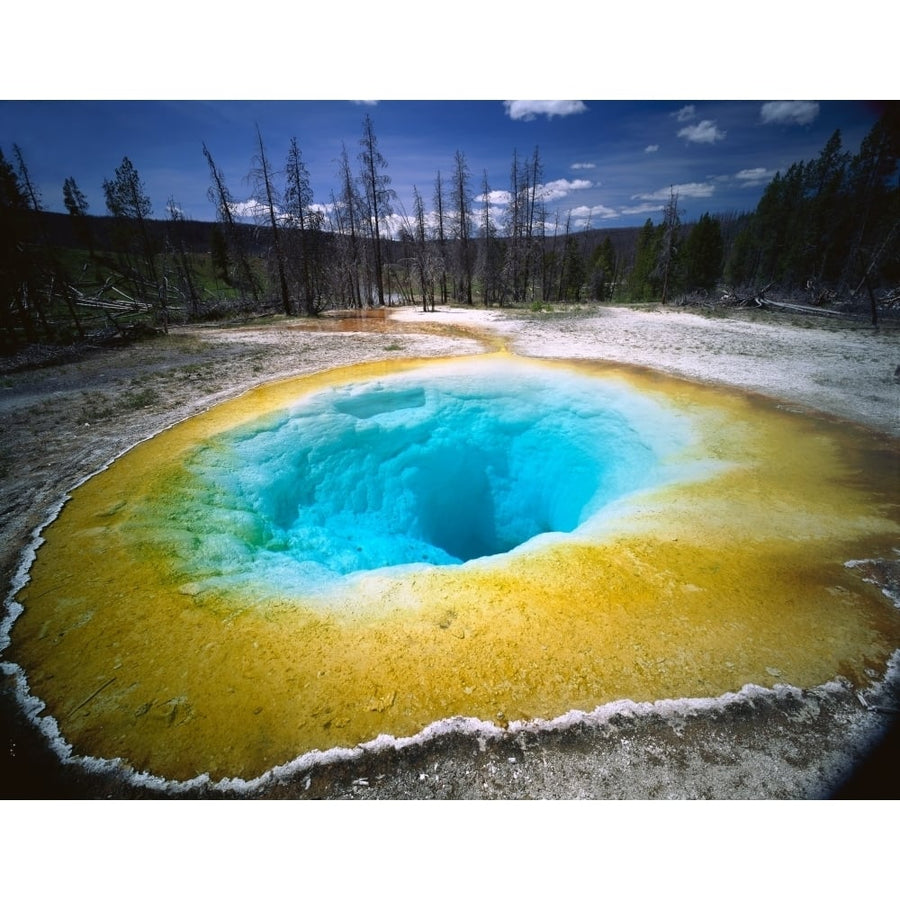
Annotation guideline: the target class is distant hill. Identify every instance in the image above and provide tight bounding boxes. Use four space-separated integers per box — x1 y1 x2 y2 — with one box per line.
29 210 644 260
30 210 253 255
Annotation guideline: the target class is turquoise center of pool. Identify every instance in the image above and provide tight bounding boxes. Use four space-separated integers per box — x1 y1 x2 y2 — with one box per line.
149 359 692 598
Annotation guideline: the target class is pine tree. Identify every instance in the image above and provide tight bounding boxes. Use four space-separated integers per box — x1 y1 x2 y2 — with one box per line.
16 145 87 339
562 234 585 302
753 163 805 287
683 213 724 292
103 156 161 310
589 236 617 301
209 224 231 285
63 176 94 259
842 106 900 303
0 147 42 346
284 136 319 316
629 219 661 301
63 176 88 217
805 130 850 285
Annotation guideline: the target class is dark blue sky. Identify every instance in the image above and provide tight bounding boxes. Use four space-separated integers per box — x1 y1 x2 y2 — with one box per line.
0 100 887 234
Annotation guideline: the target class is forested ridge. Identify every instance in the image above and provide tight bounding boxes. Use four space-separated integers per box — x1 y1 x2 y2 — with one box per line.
2 107 898 354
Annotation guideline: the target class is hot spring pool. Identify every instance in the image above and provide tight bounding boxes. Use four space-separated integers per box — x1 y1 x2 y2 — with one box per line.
6 353 900 786
155 358 696 600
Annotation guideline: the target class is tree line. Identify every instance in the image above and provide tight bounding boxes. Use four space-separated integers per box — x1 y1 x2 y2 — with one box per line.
2 106 898 353
627 106 899 316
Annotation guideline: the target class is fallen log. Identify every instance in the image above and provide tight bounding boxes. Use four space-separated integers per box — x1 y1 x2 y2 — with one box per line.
755 297 863 319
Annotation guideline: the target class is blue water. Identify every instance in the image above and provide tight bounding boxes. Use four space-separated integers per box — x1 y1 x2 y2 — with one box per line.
161 359 692 597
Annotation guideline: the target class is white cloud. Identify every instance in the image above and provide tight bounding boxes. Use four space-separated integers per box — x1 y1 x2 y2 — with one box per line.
735 167 777 187
537 178 592 201
474 179 591 207
675 104 696 122
760 100 820 126
621 202 665 217
571 162 596 170
503 100 588 121
569 204 619 226
634 182 716 201
350 100 379 106
677 120 726 144
644 144 659 153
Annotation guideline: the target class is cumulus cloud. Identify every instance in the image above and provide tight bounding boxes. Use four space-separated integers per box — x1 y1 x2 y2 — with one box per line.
504 100 588 121
536 178 592 201
760 100 820 126
678 120 726 144
634 182 715 201
474 179 591 207
735 167 777 187
569 204 619 227
675 104 696 122
644 144 659 153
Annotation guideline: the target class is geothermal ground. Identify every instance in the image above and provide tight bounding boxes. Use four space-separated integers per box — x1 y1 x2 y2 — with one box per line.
1 303 899 799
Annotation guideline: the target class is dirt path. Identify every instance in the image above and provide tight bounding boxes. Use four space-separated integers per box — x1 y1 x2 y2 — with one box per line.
2 306 899 799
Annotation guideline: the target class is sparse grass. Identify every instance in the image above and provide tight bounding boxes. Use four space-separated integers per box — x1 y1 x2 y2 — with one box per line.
119 387 160 411
509 302 612 321
79 385 161 421
80 391 116 422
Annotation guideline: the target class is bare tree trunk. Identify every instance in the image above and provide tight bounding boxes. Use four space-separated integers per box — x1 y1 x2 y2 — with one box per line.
851 220 897 328
659 189 681 305
14 145 84 339
338 147 364 309
453 150 473 305
254 125 292 316
433 170 449 305
203 143 261 310
358 115 394 307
